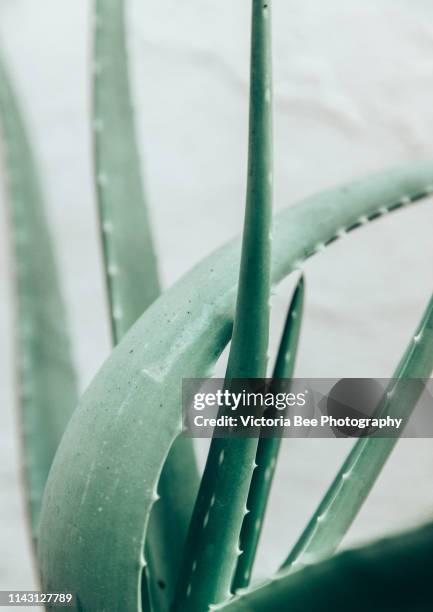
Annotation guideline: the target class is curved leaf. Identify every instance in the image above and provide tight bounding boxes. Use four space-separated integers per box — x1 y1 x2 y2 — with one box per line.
216 521 433 611
92 2 199 608
38 160 433 611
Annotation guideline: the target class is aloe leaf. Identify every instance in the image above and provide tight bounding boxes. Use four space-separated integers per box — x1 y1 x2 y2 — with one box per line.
38 160 433 611
173 1 273 609
92 2 199 608
217 288 433 610
232 275 304 590
0 56 78 540
215 521 433 611
281 288 433 572
93 0 160 336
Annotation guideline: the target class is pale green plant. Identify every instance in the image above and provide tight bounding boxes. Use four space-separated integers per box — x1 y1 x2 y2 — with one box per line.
1 1 432 611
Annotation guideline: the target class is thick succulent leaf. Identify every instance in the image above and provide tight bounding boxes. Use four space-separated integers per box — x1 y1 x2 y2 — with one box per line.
216 521 433 611
38 160 433 611
233 275 304 590
0 57 78 539
92 2 198 608
281 287 433 572
174 1 273 609
221 285 433 609
93 0 160 336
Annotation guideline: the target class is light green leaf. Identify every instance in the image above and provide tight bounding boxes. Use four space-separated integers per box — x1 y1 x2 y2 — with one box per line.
174 1 273 608
282 288 433 572
0 56 78 540
232 275 304 590
93 0 160 336
92 2 199 608
38 159 433 611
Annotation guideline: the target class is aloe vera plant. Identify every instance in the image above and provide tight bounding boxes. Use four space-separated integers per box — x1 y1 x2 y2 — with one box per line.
92 2 199 608
174 3 272 608
1 1 433 611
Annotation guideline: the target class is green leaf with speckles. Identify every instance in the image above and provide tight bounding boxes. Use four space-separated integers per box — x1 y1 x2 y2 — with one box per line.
232 275 304 590
37 158 433 611
0 55 78 542
280 288 433 573
92 2 199 608
93 0 160 336
173 1 273 609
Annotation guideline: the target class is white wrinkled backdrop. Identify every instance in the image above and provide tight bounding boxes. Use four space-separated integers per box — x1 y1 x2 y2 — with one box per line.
1 0 433 592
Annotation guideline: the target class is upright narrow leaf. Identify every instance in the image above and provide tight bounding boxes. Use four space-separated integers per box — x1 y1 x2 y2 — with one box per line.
93 0 160 336
92 2 199 608
174 1 273 609
0 56 78 540
233 276 304 589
